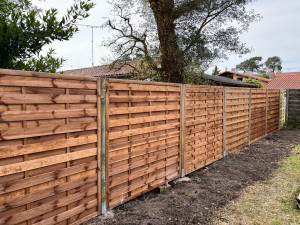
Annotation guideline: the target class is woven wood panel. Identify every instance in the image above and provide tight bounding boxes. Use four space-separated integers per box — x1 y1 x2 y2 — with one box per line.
106 79 181 209
225 87 250 154
287 89 300 126
250 89 267 143
0 69 100 225
267 90 280 133
184 85 223 175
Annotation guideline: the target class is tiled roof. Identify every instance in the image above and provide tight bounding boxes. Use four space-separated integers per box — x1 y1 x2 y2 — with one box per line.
216 71 271 82
277 72 300 75
264 74 300 89
63 60 140 77
202 74 256 87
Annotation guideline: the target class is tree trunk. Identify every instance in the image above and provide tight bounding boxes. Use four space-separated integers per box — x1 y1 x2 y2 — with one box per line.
149 0 185 83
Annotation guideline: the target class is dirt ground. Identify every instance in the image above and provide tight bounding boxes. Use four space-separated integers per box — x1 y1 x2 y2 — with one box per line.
84 129 300 225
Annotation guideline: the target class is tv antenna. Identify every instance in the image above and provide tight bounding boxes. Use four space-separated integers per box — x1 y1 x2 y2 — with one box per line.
77 24 102 67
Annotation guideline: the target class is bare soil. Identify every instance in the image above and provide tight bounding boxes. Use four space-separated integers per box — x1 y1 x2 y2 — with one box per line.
84 129 300 225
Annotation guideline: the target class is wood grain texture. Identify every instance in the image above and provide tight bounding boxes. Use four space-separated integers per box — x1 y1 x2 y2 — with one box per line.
106 80 180 209
184 85 224 175
0 70 99 225
225 87 250 153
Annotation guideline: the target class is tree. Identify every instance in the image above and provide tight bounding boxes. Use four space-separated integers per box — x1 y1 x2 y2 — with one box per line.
265 56 282 72
243 77 262 88
105 0 260 83
0 0 94 72
235 56 263 73
212 66 221 75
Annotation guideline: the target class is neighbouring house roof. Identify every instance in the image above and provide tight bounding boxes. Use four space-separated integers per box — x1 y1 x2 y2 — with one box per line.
264 74 300 89
216 71 271 82
63 60 140 78
201 74 256 88
63 63 255 87
276 72 300 75
63 59 160 78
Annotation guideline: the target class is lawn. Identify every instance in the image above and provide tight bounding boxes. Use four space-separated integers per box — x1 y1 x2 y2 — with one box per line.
214 144 300 225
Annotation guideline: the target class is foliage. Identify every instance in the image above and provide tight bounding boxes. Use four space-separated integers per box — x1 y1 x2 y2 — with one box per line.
243 77 262 88
185 72 214 85
14 48 65 73
265 56 282 72
212 66 221 76
0 0 94 72
236 56 263 73
258 74 270 79
105 0 260 83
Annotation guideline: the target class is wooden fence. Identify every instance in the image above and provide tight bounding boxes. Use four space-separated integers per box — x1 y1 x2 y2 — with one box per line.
0 70 100 225
286 89 300 127
0 69 285 224
184 85 223 175
106 79 181 208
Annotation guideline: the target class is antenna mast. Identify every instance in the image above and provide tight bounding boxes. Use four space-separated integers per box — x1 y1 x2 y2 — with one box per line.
77 24 101 67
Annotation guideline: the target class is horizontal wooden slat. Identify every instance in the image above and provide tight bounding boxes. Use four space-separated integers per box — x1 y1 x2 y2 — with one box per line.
0 185 97 224
107 82 180 92
109 104 180 115
0 134 97 159
0 108 96 122
0 69 97 81
109 96 180 102
0 161 97 195
0 148 97 176
0 94 96 104
0 75 97 89
110 123 180 140
109 114 179 127
0 122 97 140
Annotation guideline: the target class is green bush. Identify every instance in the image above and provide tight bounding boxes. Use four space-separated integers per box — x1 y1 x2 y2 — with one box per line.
243 78 262 88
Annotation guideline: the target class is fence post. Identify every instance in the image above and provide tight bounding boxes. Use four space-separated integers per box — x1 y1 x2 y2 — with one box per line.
279 89 284 128
97 80 102 214
100 79 107 214
180 84 185 177
248 89 252 145
265 89 268 136
285 89 289 127
223 87 227 157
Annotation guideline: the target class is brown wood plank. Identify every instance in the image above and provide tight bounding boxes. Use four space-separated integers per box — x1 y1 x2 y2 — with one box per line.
0 148 97 176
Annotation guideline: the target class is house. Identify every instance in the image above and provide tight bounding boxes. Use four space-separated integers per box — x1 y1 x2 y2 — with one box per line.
198 74 256 88
264 73 300 89
64 59 159 79
216 71 271 87
64 62 255 87
63 61 139 78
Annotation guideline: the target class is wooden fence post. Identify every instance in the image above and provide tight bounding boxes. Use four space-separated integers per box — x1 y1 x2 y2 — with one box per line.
279 89 284 129
265 89 268 135
285 89 289 127
223 87 227 157
180 84 185 177
100 79 107 214
97 79 102 214
248 89 252 145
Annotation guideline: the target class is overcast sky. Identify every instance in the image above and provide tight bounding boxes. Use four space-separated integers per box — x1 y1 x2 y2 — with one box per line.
33 0 300 73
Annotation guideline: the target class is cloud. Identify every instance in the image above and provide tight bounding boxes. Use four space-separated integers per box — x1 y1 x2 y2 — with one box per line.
213 0 300 73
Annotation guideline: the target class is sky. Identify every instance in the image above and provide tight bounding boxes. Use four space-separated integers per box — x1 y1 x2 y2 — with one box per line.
32 0 300 74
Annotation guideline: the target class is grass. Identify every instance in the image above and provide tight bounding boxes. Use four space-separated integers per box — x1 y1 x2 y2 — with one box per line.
214 144 300 225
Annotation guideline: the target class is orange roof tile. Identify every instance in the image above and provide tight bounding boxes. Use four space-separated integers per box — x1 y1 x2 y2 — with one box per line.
264 74 300 89
63 60 139 77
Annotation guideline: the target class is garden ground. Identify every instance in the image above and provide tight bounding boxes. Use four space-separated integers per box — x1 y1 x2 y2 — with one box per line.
84 129 300 225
